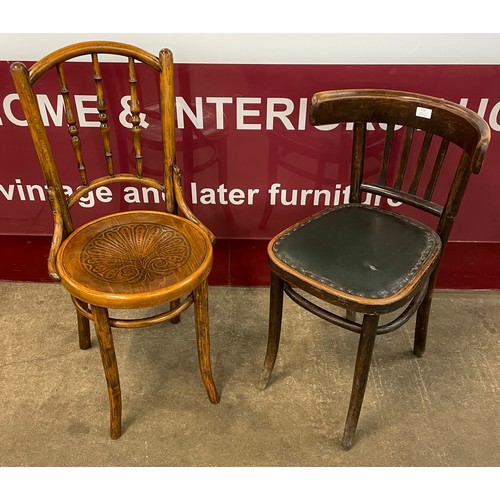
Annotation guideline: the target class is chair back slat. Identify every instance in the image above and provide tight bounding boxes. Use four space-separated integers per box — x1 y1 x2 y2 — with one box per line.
378 123 394 185
92 54 114 177
309 89 490 239
56 63 88 186
128 57 143 178
408 131 433 195
436 151 471 245
423 139 449 200
349 122 367 203
394 126 414 190
159 49 176 213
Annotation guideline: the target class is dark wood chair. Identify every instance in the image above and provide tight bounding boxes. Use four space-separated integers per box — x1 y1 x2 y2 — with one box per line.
258 89 490 449
11 41 220 439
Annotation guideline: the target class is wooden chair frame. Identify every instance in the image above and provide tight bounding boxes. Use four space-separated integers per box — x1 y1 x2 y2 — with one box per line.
259 89 490 449
11 41 220 439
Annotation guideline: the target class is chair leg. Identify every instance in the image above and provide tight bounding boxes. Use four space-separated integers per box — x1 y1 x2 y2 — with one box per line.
413 273 437 357
342 314 379 450
76 306 91 350
170 299 181 324
91 306 122 439
258 271 285 390
193 280 220 404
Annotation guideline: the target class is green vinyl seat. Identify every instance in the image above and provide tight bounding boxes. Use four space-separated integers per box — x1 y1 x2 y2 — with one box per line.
273 204 440 301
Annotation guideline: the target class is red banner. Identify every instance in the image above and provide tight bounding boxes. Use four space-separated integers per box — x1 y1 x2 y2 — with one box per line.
1 62 500 244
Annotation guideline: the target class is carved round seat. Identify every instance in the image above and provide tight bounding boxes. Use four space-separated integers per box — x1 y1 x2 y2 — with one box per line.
57 210 212 309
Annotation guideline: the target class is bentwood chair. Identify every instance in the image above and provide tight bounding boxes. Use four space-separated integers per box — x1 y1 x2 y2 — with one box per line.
11 41 220 439
258 89 490 449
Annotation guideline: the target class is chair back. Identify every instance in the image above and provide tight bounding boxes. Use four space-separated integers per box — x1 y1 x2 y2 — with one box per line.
310 89 490 244
11 41 177 240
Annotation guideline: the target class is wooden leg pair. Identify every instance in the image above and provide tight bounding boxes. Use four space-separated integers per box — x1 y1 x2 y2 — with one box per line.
259 272 434 450
76 280 219 439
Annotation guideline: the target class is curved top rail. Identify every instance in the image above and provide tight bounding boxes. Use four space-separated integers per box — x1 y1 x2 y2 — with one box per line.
26 40 163 83
310 88 490 174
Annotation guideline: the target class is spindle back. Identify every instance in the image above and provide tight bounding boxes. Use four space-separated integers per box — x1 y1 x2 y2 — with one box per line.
11 41 177 238
310 89 490 244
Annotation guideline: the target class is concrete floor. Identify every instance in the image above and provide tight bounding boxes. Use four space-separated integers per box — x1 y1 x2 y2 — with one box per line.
0 281 499 467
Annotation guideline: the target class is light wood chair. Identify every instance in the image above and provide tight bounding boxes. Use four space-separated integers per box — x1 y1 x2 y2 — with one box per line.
258 89 490 449
11 41 220 439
